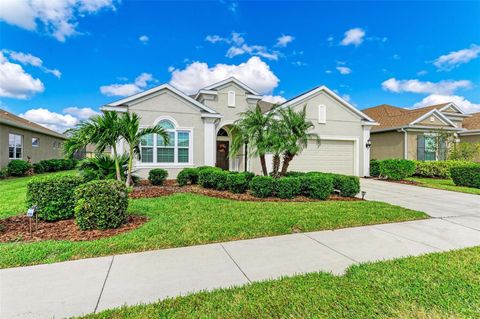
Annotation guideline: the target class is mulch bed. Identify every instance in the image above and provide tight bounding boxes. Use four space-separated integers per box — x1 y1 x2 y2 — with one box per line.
129 184 361 202
0 215 148 243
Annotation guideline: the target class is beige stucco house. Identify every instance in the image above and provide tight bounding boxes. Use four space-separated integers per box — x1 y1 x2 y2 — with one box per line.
0 109 66 168
364 103 479 161
101 77 378 178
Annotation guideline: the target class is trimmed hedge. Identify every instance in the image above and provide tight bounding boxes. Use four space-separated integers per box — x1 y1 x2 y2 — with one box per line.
148 168 168 186
226 172 250 194
39 158 77 172
414 160 470 179
26 175 84 221
177 168 199 186
250 176 276 198
0 168 7 179
211 170 230 191
379 159 416 181
7 159 31 176
275 177 301 199
450 164 480 189
74 179 129 230
198 167 223 188
332 175 360 197
370 159 380 177
301 175 333 200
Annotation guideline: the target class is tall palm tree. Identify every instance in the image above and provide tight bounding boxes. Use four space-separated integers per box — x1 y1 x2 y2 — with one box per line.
230 104 274 176
278 106 320 176
119 112 169 186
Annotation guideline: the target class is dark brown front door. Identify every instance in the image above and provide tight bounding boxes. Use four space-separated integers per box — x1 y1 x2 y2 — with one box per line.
216 141 229 170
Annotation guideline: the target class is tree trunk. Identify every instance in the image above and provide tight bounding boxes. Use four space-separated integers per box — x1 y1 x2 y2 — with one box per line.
126 146 134 187
280 152 295 176
112 143 122 181
272 154 281 178
259 154 268 176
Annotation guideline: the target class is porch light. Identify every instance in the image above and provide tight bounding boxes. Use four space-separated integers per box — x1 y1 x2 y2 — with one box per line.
366 139 372 148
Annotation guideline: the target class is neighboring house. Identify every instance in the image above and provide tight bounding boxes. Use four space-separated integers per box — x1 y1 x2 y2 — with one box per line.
0 109 66 168
363 103 475 161
459 112 480 144
101 77 377 178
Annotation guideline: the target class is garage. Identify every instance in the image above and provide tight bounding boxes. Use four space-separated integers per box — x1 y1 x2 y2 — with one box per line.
288 139 356 175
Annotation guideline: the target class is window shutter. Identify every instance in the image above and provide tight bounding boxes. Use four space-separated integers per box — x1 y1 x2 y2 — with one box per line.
318 104 326 124
417 135 425 161
227 91 235 107
438 137 447 160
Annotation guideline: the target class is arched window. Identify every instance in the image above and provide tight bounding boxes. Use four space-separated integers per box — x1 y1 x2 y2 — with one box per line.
217 128 228 137
159 119 175 130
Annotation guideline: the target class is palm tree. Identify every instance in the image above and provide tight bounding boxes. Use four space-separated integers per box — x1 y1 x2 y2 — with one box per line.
119 112 169 186
265 120 286 178
278 106 320 176
230 104 274 176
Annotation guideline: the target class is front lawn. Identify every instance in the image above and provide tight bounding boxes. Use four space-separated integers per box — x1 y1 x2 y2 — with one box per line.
406 177 480 195
82 246 480 318
0 193 426 268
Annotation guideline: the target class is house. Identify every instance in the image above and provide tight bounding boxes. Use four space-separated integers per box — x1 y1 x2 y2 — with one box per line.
101 77 378 178
363 103 476 161
459 112 480 144
0 109 66 168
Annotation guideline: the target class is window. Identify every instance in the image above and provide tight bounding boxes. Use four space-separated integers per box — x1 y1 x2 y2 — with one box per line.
227 91 235 107
32 137 40 147
417 134 445 161
318 104 326 124
9 134 23 159
424 136 436 160
139 119 191 164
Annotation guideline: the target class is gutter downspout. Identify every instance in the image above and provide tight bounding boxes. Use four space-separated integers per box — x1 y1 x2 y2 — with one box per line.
399 128 408 159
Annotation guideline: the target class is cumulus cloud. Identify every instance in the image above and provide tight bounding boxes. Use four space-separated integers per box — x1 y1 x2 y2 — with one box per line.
382 78 472 95
433 44 480 71
2 49 61 78
100 72 155 97
336 66 352 75
169 56 280 95
340 28 365 46
63 107 99 120
0 52 44 99
275 34 294 47
139 35 149 44
0 0 117 42
262 95 286 104
413 94 480 113
20 108 79 132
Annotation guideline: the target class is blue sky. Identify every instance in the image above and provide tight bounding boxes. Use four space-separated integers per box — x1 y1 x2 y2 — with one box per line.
1 0 479 132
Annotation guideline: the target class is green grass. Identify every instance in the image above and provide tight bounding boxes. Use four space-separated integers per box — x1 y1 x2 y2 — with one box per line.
0 170 77 219
0 193 426 269
81 246 480 318
407 177 480 195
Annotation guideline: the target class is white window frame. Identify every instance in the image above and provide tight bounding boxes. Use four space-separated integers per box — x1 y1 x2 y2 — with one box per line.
318 104 326 124
8 133 23 159
227 90 236 107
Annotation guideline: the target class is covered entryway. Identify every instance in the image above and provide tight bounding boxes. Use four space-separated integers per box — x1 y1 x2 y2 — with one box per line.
288 139 356 175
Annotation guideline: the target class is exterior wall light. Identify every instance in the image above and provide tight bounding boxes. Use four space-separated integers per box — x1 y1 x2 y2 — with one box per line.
366 139 372 148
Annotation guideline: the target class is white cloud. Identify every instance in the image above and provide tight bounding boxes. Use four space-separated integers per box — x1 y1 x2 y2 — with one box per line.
275 34 294 47
392 54 400 60
206 32 279 61
413 94 480 113
417 70 428 76
342 94 351 102
262 95 286 104
2 49 61 78
433 44 480 71
340 28 365 46
0 52 44 99
20 108 79 132
169 56 280 95
100 72 155 97
291 61 307 67
0 0 117 42
336 66 352 75
325 70 332 74
382 78 472 95
139 35 149 44
63 107 99 120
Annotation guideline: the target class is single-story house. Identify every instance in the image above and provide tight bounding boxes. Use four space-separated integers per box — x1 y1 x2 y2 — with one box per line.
363 103 478 161
0 109 66 168
101 77 378 178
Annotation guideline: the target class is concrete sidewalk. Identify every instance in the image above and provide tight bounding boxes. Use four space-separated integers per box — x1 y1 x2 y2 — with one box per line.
2 216 480 319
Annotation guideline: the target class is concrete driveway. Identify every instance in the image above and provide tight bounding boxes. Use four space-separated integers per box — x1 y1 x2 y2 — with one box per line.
360 178 479 218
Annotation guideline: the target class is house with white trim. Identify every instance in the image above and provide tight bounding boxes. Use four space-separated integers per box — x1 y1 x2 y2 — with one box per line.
101 77 378 178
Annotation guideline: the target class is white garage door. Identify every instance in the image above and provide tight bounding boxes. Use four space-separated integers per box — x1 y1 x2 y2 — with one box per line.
289 139 356 175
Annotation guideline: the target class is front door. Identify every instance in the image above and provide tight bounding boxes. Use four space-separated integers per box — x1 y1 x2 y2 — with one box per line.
216 141 229 170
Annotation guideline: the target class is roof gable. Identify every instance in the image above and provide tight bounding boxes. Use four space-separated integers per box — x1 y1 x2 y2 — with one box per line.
201 77 260 95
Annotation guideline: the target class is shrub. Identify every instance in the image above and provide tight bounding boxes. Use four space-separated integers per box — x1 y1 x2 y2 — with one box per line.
38 158 77 172
79 155 129 182
379 159 416 181
226 172 251 194
450 164 480 189
0 168 7 179
177 168 199 186
284 171 306 178
26 175 84 221
32 162 46 174
449 142 480 161
275 177 301 199
148 168 168 185
7 159 31 176
74 179 129 230
250 176 276 198
302 175 333 200
198 167 222 188
332 175 360 197
370 159 380 177
414 160 469 179
211 170 230 191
